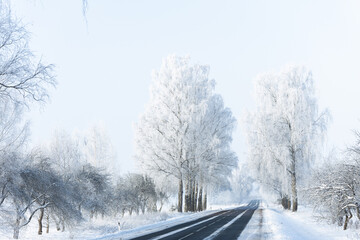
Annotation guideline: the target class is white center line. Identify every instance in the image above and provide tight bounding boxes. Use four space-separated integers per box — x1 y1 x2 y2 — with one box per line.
203 210 248 240
196 225 208 232
178 232 193 240
150 211 229 240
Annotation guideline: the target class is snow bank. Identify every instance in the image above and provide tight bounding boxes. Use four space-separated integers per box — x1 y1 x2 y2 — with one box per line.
0 208 227 240
263 204 360 240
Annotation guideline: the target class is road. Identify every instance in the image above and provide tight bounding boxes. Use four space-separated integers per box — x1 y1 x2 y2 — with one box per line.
131 200 259 240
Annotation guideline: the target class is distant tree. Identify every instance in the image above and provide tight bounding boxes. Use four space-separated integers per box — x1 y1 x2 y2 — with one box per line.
74 164 112 219
82 125 116 175
114 174 157 215
229 162 254 203
245 66 328 211
48 130 83 175
156 188 170 212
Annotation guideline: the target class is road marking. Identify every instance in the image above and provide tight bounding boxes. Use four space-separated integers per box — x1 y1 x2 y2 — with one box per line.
196 226 207 232
203 210 248 240
150 211 229 240
178 232 193 240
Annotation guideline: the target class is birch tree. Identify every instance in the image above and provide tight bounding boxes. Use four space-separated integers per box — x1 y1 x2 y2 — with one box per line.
135 55 237 212
0 3 54 154
0 6 55 106
246 66 328 212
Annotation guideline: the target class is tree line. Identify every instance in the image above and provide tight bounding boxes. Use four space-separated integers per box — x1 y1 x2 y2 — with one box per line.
0 129 169 239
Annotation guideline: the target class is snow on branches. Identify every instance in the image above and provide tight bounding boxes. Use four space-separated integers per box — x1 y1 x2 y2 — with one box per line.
245 65 329 212
135 55 237 212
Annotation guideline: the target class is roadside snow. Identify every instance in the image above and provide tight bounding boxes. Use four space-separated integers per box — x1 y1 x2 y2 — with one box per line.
239 202 360 240
238 205 267 240
263 204 360 240
0 203 248 240
0 210 216 240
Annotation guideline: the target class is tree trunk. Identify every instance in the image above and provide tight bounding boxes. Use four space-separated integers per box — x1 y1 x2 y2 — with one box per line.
290 147 298 212
121 208 125 217
291 171 298 212
55 219 60 231
178 178 183 212
197 186 203 211
46 211 50 234
281 195 289 209
189 179 195 212
194 182 198 211
38 206 44 235
61 219 65 232
344 215 349 230
288 198 292 210
184 179 190 212
13 217 20 239
203 192 207 210
344 209 352 230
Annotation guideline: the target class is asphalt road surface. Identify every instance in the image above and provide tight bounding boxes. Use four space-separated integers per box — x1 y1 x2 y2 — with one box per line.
131 200 259 240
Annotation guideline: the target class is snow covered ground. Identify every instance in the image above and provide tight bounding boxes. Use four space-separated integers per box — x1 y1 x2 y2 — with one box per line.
0 205 232 240
240 202 360 240
2 202 360 239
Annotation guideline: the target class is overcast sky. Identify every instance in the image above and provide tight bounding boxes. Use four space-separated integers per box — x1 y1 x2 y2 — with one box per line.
10 0 360 173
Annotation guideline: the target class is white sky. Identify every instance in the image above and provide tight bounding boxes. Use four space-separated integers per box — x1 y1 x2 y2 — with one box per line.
10 0 360 173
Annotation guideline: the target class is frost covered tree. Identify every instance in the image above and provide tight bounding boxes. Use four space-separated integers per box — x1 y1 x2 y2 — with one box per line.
46 130 114 220
135 55 237 212
0 6 55 106
184 94 237 212
245 66 328 212
48 130 83 176
0 151 81 239
113 174 158 216
0 7 56 238
0 4 54 154
308 131 360 230
308 161 360 230
82 125 116 175
229 162 254 202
